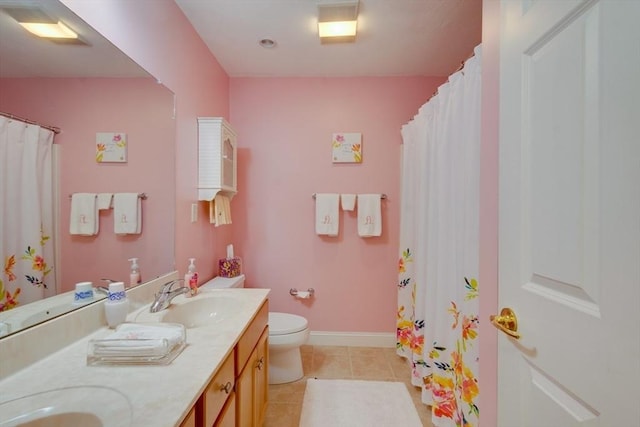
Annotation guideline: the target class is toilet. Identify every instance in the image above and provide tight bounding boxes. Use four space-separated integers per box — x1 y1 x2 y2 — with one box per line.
201 274 310 384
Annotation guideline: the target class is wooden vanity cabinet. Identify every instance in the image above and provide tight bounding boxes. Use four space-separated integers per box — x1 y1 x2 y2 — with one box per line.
236 327 269 427
180 406 196 427
236 302 269 427
198 351 235 427
215 392 236 427
182 299 269 427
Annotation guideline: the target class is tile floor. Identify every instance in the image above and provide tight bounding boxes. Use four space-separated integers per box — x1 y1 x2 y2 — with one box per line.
264 345 434 427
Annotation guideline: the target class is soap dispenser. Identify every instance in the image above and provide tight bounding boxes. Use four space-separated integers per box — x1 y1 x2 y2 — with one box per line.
185 258 199 297
104 282 128 328
128 258 141 287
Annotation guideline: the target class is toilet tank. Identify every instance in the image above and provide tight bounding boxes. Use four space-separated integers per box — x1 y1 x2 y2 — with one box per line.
201 274 245 290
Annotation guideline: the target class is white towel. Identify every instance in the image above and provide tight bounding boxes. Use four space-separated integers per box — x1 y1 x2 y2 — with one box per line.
97 193 113 210
113 193 141 234
211 194 232 226
341 194 356 211
70 193 98 235
315 193 340 236
357 194 382 237
93 323 184 356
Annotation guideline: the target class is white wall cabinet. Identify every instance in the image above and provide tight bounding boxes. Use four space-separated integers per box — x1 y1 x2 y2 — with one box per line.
198 117 237 200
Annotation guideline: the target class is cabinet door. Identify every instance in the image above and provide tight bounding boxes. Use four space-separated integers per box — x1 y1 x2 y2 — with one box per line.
179 406 196 427
202 354 235 427
253 328 269 427
214 392 236 427
221 128 236 191
236 348 256 427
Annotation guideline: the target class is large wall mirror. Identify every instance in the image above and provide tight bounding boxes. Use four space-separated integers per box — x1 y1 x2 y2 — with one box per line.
0 0 176 337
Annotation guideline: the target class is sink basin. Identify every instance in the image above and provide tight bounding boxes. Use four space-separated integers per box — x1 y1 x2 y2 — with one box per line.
135 292 244 329
0 385 132 427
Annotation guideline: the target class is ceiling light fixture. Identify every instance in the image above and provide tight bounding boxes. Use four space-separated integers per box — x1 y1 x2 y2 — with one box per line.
318 1 359 44
19 21 77 39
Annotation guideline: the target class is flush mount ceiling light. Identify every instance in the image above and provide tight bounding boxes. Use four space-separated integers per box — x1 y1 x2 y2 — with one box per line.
19 21 77 39
318 1 359 44
1 6 84 43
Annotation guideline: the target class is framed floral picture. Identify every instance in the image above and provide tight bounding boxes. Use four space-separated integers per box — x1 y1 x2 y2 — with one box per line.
332 133 362 163
96 132 127 163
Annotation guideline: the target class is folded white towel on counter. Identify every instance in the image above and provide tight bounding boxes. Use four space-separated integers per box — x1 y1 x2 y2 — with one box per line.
211 194 232 226
97 193 113 210
92 339 170 357
92 323 185 357
315 193 340 236
357 194 382 237
340 194 356 211
113 193 141 234
70 193 98 235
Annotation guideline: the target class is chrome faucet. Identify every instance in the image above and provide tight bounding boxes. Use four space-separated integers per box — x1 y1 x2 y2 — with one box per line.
149 280 188 313
97 278 117 295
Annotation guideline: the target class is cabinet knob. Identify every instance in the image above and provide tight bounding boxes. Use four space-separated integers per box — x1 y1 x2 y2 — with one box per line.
256 356 264 371
220 381 233 394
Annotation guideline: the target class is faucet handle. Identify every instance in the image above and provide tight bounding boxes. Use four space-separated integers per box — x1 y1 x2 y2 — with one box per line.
160 279 184 293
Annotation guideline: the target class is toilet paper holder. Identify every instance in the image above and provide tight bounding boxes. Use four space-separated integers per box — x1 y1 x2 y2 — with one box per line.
290 288 315 298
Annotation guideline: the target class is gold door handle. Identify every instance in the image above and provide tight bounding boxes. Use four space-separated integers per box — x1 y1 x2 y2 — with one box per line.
490 308 520 339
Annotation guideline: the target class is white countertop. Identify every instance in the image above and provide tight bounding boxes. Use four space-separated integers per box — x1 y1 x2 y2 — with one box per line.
0 288 270 427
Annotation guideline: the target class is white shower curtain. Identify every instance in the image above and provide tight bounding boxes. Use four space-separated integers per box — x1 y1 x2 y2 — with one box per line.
397 45 481 427
0 116 57 312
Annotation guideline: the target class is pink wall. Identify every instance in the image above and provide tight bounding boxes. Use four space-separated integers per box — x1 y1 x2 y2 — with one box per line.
479 1 500 426
61 0 233 283
0 78 175 291
56 1 500 422
230 77 444 332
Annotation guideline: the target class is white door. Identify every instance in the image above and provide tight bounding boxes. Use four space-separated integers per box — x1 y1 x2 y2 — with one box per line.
498 1 640 426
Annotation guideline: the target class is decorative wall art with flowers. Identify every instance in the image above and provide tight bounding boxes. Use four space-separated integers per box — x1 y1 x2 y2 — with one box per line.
331 133 362 163
96 132 127 163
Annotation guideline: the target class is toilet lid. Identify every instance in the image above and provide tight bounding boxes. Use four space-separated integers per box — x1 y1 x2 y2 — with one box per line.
269 312 308 335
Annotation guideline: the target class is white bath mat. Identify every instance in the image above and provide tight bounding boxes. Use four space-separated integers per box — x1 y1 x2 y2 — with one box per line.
299 379 423 427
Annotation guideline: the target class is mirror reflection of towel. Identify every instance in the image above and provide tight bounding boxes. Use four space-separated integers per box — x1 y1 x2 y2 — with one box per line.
357 194 382 237
315 193 339 236
70 193 98 235
114 193 141 234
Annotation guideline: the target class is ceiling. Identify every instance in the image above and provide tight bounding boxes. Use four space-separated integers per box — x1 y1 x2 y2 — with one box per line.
175 0 483 77
0 0 148 78
0 0 482 79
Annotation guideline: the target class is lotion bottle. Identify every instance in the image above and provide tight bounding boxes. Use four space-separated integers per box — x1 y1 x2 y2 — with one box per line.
105 282 128 328
128 258 141 287
185 258 198 297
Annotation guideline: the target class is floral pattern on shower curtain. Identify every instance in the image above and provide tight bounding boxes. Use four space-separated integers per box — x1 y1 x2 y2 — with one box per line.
397 45 481 427
0 117 56 312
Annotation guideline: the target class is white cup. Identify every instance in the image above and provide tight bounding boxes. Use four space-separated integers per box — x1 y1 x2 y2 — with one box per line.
73 281 94 305
105 299 129 328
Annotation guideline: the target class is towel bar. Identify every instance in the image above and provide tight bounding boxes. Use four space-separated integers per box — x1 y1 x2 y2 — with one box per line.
312 193 386 199
69 192 147 199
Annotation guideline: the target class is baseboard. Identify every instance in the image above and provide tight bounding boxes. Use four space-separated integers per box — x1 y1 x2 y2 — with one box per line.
307 331 396 348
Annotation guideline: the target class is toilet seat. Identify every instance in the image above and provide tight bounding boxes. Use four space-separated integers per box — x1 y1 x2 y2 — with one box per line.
269 312 308 335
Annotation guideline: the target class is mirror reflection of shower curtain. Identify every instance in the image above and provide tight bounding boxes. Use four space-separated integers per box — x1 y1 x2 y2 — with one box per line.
397 45 481 427
0 116 57 312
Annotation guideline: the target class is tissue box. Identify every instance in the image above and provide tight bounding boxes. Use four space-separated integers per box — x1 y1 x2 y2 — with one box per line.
219 257 242 278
